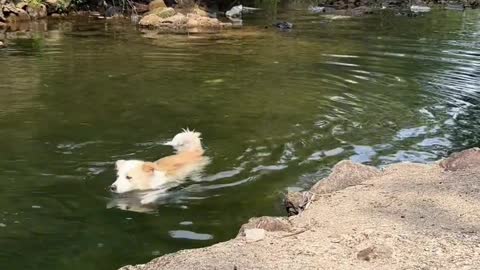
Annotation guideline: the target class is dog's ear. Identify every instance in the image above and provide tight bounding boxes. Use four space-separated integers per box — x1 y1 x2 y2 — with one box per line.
142 162 157 173
115 160 126 170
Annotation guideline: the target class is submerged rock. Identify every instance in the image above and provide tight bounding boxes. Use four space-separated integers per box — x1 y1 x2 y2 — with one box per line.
274 21 293 30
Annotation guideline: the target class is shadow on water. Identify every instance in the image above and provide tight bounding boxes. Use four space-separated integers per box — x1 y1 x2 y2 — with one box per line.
0 8 479 270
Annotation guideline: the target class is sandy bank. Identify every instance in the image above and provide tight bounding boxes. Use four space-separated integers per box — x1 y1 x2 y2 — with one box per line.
120 148 480 270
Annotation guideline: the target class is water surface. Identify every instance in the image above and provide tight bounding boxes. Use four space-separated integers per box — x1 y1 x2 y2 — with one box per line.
0 9 480 270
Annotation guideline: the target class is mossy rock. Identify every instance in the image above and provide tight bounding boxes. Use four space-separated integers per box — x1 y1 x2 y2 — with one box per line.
148 0 166 11
149 7 175 18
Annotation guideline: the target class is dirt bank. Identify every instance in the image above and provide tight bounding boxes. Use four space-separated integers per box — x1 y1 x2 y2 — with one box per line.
119 148 480 270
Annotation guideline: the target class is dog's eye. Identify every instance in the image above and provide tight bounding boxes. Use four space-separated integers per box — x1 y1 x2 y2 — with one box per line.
126 176 132 180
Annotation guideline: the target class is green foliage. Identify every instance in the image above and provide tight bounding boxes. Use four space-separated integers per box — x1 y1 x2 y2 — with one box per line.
26 0 43 8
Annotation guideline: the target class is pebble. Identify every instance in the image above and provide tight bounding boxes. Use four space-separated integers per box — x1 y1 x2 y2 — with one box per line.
0 223 6 227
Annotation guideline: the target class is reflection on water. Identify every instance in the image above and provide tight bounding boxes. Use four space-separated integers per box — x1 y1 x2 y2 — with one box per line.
0 9 480 270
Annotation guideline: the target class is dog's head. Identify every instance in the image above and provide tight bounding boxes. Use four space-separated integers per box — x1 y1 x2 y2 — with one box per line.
110 160 160 193
164 128 203 153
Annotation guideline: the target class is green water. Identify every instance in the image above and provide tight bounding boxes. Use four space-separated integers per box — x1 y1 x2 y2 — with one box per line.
0 8 480 270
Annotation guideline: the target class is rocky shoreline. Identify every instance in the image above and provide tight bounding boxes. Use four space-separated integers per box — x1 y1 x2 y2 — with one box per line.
119 148 480 270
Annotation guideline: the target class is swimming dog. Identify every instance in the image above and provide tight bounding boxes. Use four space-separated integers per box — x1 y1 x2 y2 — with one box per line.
110 129 209 194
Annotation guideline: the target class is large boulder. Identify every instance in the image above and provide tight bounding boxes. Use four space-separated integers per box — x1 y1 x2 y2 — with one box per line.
148 0 166 11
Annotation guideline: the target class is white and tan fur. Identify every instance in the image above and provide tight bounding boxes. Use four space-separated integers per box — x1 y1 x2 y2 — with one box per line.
110 129 209 194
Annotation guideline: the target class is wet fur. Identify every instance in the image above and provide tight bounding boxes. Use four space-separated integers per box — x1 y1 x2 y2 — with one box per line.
111 130 209 194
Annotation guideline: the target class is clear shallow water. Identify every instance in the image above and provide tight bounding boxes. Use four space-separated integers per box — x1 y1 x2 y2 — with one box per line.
0 9 480 270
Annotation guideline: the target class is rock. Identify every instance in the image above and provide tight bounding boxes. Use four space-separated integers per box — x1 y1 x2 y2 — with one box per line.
445 2 465 10
357 245 393 261
410 5 431 12
105 6 122 18
226 5 243 17
238 217 292 237
440 148 480 171
0 40 5 48
284 191 315 216
16 2 28 10
274 21 293 30
0 11 5 22
26 4 47 19
3 3 18 14
244 228 265 242
308 6 325 13
148 0 166 11
149 7 175 18
191 4 208 17
310 160 381 194
186 13 231 29
6 8 30 23
133 3 149 13
162 13 187 25
138 13 162 27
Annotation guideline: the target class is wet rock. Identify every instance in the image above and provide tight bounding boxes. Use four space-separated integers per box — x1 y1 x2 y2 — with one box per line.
186 13 231 29
148 0 166 11
440 148 480 171
357 245 393 261
284 191 315 216
274 21 293 30
238 217 292 236
311 160 381 194
245 228 265 242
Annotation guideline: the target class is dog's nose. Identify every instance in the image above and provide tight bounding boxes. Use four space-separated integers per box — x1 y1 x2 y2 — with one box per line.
110 185 117 192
